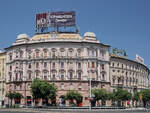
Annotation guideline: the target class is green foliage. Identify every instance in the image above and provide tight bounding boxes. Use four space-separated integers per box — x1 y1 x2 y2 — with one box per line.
114 88 132 101
92 89 107 101
6 92 15 99
65 90 83 104
6 92 23 99
13 92 23 99
132 92 139 101
106 92 115 101
30 78 57 100
6 92 23 106
141 89 150 103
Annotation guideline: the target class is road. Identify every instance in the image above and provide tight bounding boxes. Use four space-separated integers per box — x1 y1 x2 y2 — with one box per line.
0 109 149 113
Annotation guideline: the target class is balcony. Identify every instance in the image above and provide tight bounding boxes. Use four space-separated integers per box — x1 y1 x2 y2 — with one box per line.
13 78 23 82
117 83 124 88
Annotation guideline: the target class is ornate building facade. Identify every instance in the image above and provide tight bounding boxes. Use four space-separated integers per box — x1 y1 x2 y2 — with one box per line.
0 51 6 107
110 54 149 94
5 32 110 106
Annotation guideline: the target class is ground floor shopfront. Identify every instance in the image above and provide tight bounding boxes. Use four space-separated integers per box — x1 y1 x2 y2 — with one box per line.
5 81 110 107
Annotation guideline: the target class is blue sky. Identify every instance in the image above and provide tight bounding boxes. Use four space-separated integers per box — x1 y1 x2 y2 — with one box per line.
0 0 150 69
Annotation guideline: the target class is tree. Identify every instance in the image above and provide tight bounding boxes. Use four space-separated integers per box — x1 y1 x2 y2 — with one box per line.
106 92 116 106
141 89 150 107
14 92 23 100
6 92 23 106
113 88 132 106
65 90 83 106
132 92 140 107
132 92 139 101
92 89 107 106
6 92 15 106
30 78 57 104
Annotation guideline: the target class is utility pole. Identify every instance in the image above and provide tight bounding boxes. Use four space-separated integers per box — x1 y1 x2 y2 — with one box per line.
89 72 91 110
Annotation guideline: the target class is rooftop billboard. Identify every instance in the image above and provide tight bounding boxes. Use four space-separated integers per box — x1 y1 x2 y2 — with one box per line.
36 11 75 28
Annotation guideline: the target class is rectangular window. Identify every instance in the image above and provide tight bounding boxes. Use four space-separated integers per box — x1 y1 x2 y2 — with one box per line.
28 63 31 69
102 74 105 81
44 75 47 80
36 51 39 58
10 66 12 71
61 84 64 90
102 64 104 70
52 51 56 58
70 72 73 79
44 51 48 58
52 74 55 79
92 62 95 68
44 62 47 68
78 72 81 80
61 62 64 68
92 50 94 57
88 62 90 68
61 75 64 80
78 62 81 68
52 62 55 68
9 55 12 61
20 51 23 58
36 62 39 68
28 73 31 80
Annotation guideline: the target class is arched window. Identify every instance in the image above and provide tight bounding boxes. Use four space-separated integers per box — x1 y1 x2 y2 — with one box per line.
68 48 74 57
52 48 57 58
60 48 65 56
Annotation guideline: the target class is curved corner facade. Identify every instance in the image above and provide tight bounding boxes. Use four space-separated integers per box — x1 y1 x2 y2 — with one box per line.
110 54 149 93
5 32 110 106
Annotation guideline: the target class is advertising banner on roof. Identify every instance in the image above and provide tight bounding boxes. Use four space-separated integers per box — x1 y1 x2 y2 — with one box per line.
135 54 144 64
36 11 75 28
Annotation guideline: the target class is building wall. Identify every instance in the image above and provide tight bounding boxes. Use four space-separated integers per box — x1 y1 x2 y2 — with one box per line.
4 32 149 106
0 52 6 107
110 54 149 94
5 33 110 106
